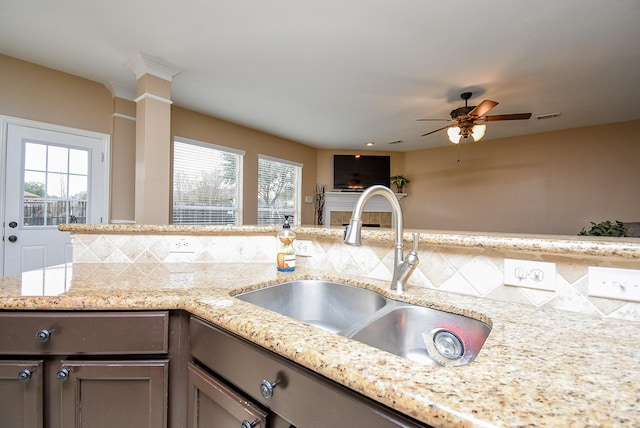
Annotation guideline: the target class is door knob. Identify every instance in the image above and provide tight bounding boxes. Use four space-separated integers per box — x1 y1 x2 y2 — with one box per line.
7 235 17 243
8 221 18 228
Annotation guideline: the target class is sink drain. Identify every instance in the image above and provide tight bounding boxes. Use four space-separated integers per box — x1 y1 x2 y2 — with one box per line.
433 330 464 359
424 328 466 366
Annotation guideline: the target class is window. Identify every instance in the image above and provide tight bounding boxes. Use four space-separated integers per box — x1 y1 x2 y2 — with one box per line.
172 137 244 225
257 155 302 225
23 142 89 226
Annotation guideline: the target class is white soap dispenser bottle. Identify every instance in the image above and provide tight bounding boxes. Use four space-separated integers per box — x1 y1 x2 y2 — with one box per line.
276 215 296 272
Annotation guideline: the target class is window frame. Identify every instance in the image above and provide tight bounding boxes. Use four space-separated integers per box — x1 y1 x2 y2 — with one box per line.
257 154 302 226
172 136 244 225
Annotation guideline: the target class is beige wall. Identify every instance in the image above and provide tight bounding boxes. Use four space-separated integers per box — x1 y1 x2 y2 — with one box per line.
171 106 318 225
402 120 640 235
0 54 112 133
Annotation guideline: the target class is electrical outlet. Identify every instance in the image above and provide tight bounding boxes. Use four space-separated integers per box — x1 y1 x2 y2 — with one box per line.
293 239 313 257
588 266 640 302
504 258 557 291
170 236 196 253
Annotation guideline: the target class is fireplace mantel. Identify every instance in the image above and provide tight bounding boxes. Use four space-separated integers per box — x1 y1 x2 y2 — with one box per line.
322 191 406 227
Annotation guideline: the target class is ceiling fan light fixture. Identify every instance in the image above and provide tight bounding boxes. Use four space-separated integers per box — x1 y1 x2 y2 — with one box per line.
447 127 462 144
419 92 532 145
471 124 486 141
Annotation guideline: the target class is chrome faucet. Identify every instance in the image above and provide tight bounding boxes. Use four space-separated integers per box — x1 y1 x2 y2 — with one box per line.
344 185 420 294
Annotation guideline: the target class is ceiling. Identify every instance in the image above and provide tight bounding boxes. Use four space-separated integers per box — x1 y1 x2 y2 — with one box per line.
1 1 639 152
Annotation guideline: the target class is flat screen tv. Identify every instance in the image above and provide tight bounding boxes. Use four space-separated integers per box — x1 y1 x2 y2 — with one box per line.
333 155 390 190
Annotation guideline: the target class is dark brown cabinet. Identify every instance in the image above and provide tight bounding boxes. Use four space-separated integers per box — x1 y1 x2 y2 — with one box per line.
0 360 43 428
188 362 268 428
1 309 426 427
190 316 428 428
0 311 171 428
54 359 169 427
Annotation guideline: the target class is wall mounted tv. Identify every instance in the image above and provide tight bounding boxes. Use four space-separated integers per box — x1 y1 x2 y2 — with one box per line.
333 155 390 190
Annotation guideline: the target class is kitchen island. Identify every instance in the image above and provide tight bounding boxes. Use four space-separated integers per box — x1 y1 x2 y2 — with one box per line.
1 225 639 427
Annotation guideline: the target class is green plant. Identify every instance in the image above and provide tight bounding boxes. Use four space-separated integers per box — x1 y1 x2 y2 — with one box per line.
579 220 629 237
390 175 410 193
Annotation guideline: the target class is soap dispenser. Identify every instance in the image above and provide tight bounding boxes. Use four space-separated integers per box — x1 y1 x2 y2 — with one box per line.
276 215 296 272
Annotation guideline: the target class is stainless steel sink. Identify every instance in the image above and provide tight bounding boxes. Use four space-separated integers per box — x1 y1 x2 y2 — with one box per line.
234 280 491 366
349 305 491 366
235 280 387 333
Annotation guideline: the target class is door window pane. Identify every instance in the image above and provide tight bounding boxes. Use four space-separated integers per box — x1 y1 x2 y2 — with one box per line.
48 145 69 173
47 173 67 199
24 171 46 197
24 143 47 171
69 149 89 174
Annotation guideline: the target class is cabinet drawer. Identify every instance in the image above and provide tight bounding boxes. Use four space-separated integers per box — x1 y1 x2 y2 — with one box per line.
0 311 169 355
190 316 425 428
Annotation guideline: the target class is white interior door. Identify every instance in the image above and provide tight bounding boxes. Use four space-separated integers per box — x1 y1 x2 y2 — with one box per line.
2 121 108 276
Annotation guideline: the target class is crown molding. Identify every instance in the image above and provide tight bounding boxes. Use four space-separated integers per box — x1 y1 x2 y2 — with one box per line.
113 113 136 121
105 81 136 100
134 92 173 104
127 52 183 81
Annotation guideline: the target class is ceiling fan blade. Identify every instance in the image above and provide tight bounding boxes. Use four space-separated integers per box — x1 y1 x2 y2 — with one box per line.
416 118 451 121
482 113 532 121
421 124 454 137
468 100 498 117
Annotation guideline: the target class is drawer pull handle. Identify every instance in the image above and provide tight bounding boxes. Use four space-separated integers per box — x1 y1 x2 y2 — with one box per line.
18 369 33 381
259 379 280 399
241 419 259 428
56 368 70 381
35 329 51 342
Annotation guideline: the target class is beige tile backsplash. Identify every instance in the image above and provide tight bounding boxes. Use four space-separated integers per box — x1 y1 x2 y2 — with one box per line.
72 233 640 322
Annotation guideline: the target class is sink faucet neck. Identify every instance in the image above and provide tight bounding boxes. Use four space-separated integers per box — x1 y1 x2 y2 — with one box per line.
343 185 419 294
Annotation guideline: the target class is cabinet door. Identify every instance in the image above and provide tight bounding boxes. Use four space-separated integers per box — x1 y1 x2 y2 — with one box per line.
54 359 169 428
0 360 43 428
188 362 268 428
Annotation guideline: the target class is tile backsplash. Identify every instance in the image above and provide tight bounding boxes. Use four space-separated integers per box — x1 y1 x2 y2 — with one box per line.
72 233 640 322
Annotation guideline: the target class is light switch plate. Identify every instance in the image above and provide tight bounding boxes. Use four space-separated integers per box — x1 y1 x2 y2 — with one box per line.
504 258 557 291
588 266 640 302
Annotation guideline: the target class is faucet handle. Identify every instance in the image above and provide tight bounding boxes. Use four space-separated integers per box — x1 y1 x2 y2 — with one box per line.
410 232 419 253
403 232 420 268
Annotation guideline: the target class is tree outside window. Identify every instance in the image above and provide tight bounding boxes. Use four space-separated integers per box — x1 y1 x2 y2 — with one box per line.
257 155 301 225
172 138 244 225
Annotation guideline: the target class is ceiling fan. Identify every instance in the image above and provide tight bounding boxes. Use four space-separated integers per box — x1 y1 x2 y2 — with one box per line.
418 92 532 143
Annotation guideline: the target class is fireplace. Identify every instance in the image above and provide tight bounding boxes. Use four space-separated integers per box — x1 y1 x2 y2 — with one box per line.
322 191 406 227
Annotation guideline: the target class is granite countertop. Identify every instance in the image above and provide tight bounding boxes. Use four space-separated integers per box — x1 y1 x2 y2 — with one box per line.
60 223 640 260
1 261 639 427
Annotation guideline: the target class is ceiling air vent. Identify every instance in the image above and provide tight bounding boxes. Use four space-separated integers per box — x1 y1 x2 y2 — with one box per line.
535 112 561 120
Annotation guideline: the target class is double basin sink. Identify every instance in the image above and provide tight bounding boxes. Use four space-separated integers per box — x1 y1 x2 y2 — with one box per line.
235 280 491 366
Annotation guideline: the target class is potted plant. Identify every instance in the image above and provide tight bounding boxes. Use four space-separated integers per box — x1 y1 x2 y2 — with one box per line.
579 220 629 237
390 175 410 193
